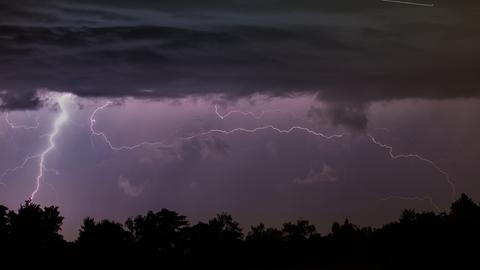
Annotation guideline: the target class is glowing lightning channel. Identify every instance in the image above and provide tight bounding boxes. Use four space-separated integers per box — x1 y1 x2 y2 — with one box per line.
90 102 344 152
368 134 456 203
1 112 42 186
5 112 40 130
0 154 41 186
214 105 288 120
30 94 72 200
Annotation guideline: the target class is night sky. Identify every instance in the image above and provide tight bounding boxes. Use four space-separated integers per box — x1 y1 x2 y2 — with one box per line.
1 0 479 240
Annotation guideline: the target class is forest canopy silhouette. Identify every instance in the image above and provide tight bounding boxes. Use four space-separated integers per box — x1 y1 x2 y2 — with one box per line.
0 194 479 268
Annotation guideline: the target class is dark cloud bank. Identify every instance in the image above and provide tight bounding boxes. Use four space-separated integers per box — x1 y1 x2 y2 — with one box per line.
1 0 479 115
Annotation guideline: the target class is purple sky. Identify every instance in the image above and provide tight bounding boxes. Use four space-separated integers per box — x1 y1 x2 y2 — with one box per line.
1 94 479 240
1 0 480 240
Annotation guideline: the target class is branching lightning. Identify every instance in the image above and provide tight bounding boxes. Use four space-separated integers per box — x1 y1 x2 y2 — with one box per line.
30 94 72 200
1 112 42 188
91 101 456 209
214 105 288 120
0 154 41 186
215 109 456 207
1 96 458 211
90 101 344 152
0 94 73 199
368 134 456 203
4 112 40 130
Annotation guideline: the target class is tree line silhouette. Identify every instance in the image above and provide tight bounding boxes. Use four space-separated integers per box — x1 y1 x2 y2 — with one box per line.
1 194 479 268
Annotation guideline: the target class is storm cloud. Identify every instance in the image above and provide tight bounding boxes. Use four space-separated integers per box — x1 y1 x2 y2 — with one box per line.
1 0 479 111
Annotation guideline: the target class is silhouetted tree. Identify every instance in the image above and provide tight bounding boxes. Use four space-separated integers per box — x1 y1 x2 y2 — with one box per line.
8 200 64 248
4 200 66 264
449 193 480 223
186 213 243 268
0 205 9 252
1 194 480 268
282 219 318 242
245 224 284 267
76 217 133 265
125 208 189 264
247 223 283 243
446 193 480 266
208 212 243 242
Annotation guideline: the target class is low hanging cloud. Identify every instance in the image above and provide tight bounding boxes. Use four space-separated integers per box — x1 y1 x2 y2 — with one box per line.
118 175 144 197
294 162 339 185
308 102 368 131
1 0 479 113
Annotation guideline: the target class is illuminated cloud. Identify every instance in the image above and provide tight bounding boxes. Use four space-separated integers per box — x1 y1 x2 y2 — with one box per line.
118 175 144 197
294 162 339 185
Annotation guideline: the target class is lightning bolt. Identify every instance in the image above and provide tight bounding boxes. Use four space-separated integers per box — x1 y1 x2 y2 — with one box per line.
214 105 288 120
368 134 456 203
0 154 41 186
1 113 41 187
1 113 42 186
0 94 72 199
4 112 40 130
0 95 460 217
215 109 456 206
90 101 456 211
30 94 72 200
90 101 344 152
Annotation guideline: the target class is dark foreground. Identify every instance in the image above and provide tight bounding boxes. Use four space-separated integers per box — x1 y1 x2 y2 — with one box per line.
0 194 479 269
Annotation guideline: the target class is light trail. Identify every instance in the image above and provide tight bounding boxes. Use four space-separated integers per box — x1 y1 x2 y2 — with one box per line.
381 0 434 7
368 134 456 203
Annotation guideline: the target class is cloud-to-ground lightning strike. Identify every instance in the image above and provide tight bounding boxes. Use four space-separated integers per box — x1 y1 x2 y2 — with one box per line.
381 0 434 7
30 94 72 200
368 134 456 203
381 195 441 212
0 94 72 198
90 102 344 152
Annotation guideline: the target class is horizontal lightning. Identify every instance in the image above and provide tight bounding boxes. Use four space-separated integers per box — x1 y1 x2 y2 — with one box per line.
90 102 344 152
214 105 288 120
3 97 456 211
92 102 455 209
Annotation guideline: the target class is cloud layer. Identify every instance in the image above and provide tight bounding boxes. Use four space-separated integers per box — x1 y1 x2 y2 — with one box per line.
1 0 479 110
